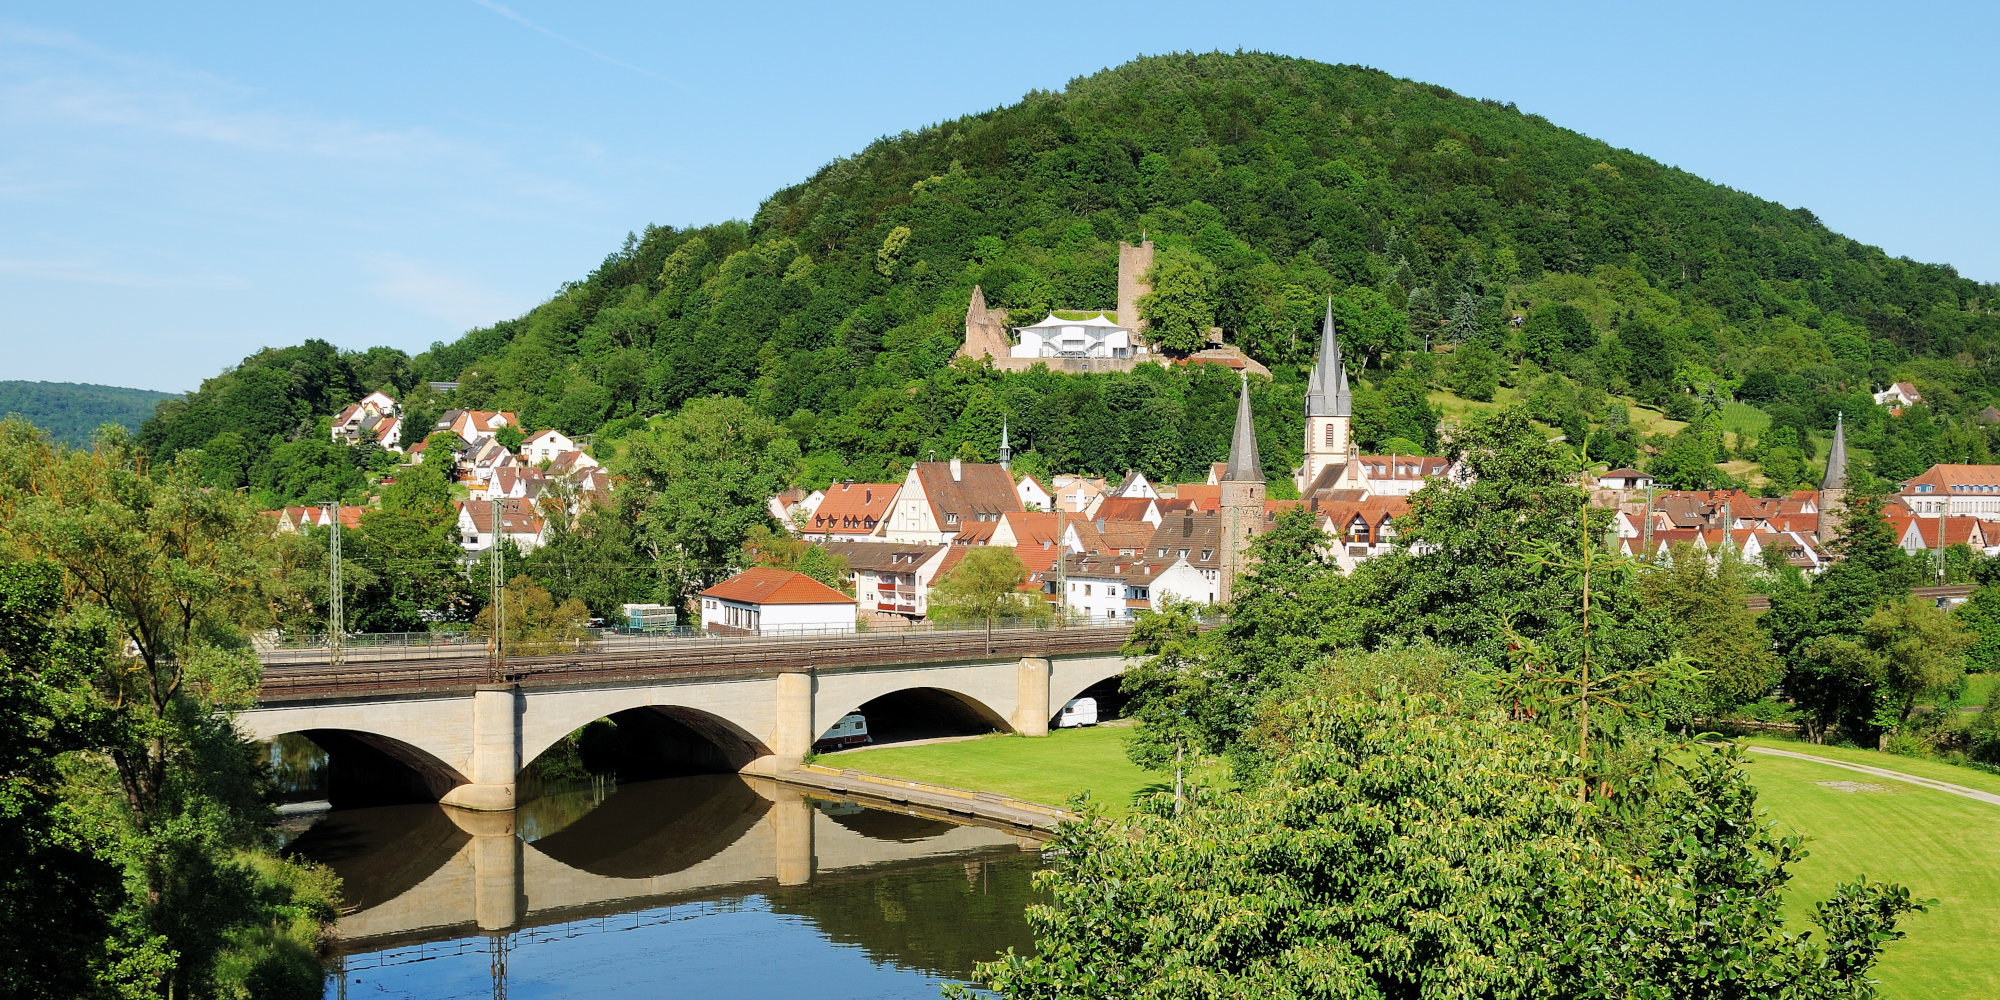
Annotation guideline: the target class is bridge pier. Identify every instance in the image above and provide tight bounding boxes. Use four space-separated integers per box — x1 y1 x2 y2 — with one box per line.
770 669 815 767
445 807 523 932
1012 656 1051 737
441 686 520 812
770 785 816 886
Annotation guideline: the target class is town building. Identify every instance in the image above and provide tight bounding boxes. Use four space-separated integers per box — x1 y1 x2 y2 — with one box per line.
1353 455 1451 497
437 409 519 442
879 459 1023 543
1010 312 1147 362
1296 300 1368 502
520 429 577 465
331 392 402 451
820 541 949 621
698 568 855 636
1595 467 1654 492
1015 474 1053 511
1873 382 1923 408
805 481 900 541
1897 464 2000 520
456 498 546 554
768 488 824 529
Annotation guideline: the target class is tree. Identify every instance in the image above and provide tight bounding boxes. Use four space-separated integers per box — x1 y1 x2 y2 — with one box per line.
624 396 802 612
928 546 1051 645
473 574 593 655
1520 301 1597 366
1445 340 1501 401
1647 425 1728 489
963 680 1922 1000
1136 248 1215 355
1801 596 1973 746
352 457 468 631
1955 583 2000 673
1639 543 1782 718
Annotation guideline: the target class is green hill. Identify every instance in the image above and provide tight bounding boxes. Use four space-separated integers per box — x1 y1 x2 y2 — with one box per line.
0 381 178 447
138 52 2000 504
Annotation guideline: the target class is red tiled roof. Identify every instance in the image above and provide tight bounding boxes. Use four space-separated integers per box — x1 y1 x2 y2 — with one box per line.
1094 497 1156 522
808 482 898 534
702 567 854 605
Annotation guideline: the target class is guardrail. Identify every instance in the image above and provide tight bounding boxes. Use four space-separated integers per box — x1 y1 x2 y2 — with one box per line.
254 620 1141 702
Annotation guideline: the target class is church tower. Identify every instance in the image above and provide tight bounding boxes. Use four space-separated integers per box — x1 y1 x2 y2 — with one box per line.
1819 411 1849 544
1218 374 1267 604
1298 297 1353 492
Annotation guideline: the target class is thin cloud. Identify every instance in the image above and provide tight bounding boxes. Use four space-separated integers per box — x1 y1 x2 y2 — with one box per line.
470 0 692 92
365 253 522 330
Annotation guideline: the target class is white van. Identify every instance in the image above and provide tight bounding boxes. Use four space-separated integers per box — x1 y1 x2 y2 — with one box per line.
1056 697 1098 728
813 713 871 751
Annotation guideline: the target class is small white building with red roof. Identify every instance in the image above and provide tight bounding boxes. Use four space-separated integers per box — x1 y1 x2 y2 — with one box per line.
699 567 856 635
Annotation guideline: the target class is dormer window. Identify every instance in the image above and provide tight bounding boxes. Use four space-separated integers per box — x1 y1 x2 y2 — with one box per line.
946 513 959 524
1200 549 1213 561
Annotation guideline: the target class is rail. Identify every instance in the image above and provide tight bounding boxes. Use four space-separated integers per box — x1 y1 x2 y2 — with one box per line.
254 620 1139 702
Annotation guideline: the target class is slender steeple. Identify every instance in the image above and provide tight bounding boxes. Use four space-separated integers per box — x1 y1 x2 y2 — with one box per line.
999 418 1012 473
1221 374 1263 482
1821 412 1848 492
1304 297 1352 418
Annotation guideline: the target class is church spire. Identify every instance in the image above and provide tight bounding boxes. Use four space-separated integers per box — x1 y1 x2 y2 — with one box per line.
1821 412 1848 492
1304 297 1351 418
999 418 1011 473
1221 374 1263 483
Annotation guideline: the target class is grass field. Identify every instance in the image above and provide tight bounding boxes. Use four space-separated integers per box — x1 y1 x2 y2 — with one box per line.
830 725 1166 815
1745 749 2000 999
1719 400 1771 437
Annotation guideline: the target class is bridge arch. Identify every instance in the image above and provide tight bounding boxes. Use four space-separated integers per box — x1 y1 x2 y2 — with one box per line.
520 700 772 778
1049 653 1130 723
281 729 468 809
819 683 1015 746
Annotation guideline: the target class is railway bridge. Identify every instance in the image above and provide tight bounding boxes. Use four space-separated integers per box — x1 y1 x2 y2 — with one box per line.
241 624 1133 811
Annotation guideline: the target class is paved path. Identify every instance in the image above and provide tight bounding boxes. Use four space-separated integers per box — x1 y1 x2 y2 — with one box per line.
1745 744 2000 807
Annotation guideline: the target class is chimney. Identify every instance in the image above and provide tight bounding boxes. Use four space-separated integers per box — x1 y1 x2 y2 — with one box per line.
864 488 872 503
950 456 962 481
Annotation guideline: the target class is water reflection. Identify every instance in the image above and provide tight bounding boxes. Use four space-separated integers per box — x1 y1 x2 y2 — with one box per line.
290 773 1042 998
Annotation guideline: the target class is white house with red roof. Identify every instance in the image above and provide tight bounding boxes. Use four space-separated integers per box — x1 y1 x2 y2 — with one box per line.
805 481 900 541
1897 464 2000 519
699 568 855 635
331 392 402 451
1015 475 1053 512
1874 382 1923 408
880 459 1023 544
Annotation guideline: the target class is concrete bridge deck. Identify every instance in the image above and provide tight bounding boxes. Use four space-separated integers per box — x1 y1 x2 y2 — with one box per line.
242 623 1137 812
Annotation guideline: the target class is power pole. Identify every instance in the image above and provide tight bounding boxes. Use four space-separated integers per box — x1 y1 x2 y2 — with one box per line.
1054 500 1068 626
323 502 344 669
488 498 505 682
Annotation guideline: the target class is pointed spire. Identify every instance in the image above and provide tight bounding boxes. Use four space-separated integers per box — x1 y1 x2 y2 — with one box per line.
1304 297 1351 418
999 418 1011 472
1221 373 1263 483
1821 412 1848 492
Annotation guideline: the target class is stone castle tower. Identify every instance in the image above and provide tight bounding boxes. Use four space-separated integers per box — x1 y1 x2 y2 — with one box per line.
1116 239 1155 333
1819 411 1849 544
1296 298 1355 492
1217 374 1267 603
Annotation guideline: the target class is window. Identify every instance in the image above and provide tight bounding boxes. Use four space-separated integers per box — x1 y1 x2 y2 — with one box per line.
1106 608 1115 619
1201 549 1213 561
1083 584 1092 595
1324 424 1335 448
945 512 959 524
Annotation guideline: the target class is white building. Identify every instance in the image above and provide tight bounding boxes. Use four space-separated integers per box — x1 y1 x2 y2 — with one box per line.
1874 382 1922 407
521 429 578 465
1009 313 1146 361
699 568 855 635
331 391 402 451
1015 475 1053 511
456 499 546 554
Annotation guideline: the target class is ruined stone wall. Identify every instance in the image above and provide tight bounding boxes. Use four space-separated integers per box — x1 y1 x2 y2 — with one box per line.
955 285 1013 362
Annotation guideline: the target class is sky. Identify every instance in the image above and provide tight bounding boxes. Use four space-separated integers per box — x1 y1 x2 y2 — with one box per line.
3 1 1995 392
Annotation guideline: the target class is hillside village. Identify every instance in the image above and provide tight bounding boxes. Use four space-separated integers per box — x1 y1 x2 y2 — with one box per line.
273 291 2000 639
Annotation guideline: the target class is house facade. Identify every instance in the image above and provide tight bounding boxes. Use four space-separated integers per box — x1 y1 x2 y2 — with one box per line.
879 459 1022 543
699 568 855 635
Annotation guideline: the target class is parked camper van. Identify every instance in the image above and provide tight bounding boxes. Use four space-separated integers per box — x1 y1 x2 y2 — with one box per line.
813 713 871 752
1056 697 1098 728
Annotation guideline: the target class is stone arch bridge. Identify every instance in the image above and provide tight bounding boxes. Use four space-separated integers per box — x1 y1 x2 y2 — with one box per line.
241 626 1132 810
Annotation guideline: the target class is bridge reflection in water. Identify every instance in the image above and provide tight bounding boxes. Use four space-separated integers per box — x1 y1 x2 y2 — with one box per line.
289 774 1042 997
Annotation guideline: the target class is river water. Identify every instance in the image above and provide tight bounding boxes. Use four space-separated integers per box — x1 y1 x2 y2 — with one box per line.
283 774 1042 999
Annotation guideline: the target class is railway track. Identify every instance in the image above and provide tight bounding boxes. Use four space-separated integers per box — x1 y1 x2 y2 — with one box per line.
256 625 1135 702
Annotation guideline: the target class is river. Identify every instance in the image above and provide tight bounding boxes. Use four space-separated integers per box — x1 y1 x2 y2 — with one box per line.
283 773 1042 999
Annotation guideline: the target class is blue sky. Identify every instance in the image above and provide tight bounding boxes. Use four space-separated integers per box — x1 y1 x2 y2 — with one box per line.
4 1 1994 392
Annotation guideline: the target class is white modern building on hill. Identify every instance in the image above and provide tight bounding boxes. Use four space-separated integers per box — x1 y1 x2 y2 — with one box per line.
1010 313 1146 361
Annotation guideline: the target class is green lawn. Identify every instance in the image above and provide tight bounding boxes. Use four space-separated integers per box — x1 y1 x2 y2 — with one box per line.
1744 750 2000 999
1739 735 2000 797
1719 400 1771 437
829 725 1166 815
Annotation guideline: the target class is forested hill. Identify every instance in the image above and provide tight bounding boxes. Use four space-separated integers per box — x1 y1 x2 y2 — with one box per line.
1 381 178 447
142 52 2000 505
